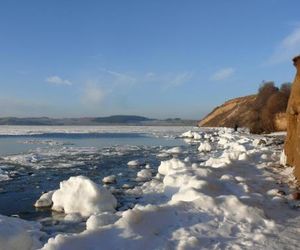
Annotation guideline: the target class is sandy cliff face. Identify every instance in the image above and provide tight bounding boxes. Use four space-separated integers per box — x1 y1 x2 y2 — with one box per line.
198 95 257 128
284 55 300 180
199 96 288 132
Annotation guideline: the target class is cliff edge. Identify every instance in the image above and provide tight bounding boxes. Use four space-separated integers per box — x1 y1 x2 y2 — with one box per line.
199 92 288 133
284 55 300 181
198 95 257 128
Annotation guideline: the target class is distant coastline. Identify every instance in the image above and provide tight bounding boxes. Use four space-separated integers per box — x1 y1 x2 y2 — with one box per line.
0 115 197 126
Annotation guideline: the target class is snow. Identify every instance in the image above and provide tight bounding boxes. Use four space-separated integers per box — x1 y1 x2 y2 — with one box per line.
36 176 117 217
34 191 54 208
3 126 300 250
0 215 43 250
280 150 287 166
136 169 152 181
127 160 140 167
165 146 182 154
180 130 202 140
0 166 11 181
198 141 212 152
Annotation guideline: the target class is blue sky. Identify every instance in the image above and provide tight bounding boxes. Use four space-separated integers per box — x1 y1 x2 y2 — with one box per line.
1 0 300 119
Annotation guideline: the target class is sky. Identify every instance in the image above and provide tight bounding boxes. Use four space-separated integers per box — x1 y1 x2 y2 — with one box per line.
1 0 300 119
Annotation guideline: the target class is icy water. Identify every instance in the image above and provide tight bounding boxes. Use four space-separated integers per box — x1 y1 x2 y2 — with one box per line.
0 126 191 238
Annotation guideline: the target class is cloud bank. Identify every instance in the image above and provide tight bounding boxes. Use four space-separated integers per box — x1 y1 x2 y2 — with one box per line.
266 26 300 64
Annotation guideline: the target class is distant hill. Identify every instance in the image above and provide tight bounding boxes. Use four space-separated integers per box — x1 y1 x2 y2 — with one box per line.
92 115 152 124
0 115 197 126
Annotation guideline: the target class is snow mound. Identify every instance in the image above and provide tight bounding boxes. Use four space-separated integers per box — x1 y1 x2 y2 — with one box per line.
50 176 117 217
136 169 152 181
86 212 120 230
198 141 212 152
127 160 140 167
158 158 187 176
181 130 202 140
0 215 43 250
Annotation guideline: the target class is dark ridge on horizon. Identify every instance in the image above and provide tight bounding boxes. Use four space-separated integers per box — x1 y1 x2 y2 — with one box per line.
0 115 197 126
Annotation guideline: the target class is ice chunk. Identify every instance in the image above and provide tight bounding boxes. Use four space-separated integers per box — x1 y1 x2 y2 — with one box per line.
198 141 212 152
127 160 140 167
51 176 117 217
280 150 287 166
158 158 187 176
166 147 182 154
102 175 117 184
136 169 152 181
34 191 55 208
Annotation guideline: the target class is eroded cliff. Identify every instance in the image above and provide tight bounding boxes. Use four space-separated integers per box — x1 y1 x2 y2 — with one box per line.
284 55 300 180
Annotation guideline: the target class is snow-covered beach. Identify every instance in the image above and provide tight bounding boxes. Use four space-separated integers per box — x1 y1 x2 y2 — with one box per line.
0 126 299 250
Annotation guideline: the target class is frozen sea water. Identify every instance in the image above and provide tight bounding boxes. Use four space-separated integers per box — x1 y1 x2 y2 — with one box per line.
0 126 192 239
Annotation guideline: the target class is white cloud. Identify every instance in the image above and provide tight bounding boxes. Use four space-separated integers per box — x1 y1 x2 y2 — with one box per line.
81 83 106 106
210 68 235 81
266 26 300 64
99 68 137 87
46 75 72 86
143 71 193 89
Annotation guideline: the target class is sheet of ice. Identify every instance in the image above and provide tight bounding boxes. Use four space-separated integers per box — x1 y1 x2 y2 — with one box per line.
0 125 199 139
0 215 43 250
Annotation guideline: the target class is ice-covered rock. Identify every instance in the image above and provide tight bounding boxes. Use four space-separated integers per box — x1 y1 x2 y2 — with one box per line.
34 191 54 208
51 176 117 217
102 175 116 184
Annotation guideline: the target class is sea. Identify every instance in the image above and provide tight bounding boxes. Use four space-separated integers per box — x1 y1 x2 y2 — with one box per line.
0 126 197 238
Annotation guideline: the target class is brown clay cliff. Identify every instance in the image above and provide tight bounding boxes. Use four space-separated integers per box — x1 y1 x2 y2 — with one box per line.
284 55 300 180
198 95 287 133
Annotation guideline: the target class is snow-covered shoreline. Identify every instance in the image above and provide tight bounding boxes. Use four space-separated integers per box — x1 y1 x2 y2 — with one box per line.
1 127 300 250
